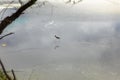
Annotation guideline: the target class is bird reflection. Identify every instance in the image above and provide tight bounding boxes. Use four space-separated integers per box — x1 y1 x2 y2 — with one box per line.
54 35 61 49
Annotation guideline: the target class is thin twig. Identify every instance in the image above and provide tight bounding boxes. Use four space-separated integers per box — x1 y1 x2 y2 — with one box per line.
0 59 11 80
11 69 16 80
0 32 14 40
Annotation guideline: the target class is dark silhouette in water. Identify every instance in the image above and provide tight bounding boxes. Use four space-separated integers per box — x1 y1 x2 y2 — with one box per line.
55 35 60 39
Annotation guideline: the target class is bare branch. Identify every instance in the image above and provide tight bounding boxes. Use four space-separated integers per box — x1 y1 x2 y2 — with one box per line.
0 59 11 80
11 69 16 80
0 1 15 20
0 0 37 34
0 32 14 40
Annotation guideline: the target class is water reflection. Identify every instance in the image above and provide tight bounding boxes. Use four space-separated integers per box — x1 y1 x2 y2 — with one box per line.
0 21 120 70
0 3 120 79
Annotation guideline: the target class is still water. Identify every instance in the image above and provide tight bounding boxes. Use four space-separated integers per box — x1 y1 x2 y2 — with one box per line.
0 21 120 80
0 1 120 80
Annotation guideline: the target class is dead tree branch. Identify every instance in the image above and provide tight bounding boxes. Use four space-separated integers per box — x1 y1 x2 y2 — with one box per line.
11 69 16 80
0 0 37 35
0 59 11 80
0 32 14 40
